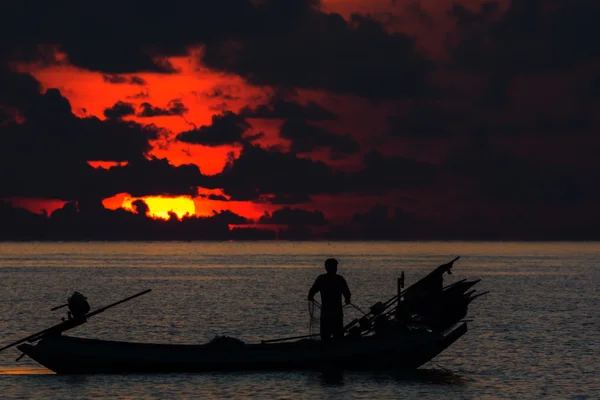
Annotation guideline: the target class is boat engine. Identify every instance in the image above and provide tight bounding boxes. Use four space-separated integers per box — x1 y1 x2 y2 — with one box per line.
369 301 386 316
67 292 90 320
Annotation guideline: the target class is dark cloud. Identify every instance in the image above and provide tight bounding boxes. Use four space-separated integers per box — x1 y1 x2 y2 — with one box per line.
2 0 600 240
103 74 147 85
0 159 95 203
0 140 202 202
137 99 188 117
207 194 229 202
586 74 600 100
176 111 253 147
62 44 179 74
279 118 360 157
1 1 430 99
208 209 249 225
351 150 437 193
387 102 466 138
0 0 259 73
103 101 136 119
209 103 230 112
444 137 599 207
0 81 160 164
0 200 262 241
127 90 150 100
0 71 175 200
354 204 418 234
324 204 420 240
448 0 600 72
258 207 328 226
200 86 241 101
203 9 431 99
278 225 315 240
442 0 600 120
0 200 48 239
255 193 312 205
210 143 347 201
94 157 207 199
350 204 393 226
0 66 42 109
230 226 277 240
79 118 163 161
210 144 438 202
533 115 592 136
132 199 150 216
0 108 9 125
240 95 338 121
130 76 147 85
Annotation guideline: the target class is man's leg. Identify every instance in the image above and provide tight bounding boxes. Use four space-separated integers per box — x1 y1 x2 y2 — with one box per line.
332 313 344 340
320 317 332 342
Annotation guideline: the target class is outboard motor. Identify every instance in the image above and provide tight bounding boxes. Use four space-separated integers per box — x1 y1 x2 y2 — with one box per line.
369 301 386 316
67 292 90 320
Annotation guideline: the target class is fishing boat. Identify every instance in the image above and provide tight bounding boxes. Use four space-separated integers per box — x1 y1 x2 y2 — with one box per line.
1 257 487 374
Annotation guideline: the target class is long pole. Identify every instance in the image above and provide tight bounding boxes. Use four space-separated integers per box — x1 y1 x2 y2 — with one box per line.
85 289 151 319
260 333 320 344
0 289 151 353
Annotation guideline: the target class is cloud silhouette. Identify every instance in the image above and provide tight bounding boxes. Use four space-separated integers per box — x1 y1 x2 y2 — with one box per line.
203 8 430 99
240 94 338 121
279 118 360 156
2 0 600 240
104 101 136 119
259 207 328 226
103 74 147 85
137 100 189 117
0 71 170 200
210 143 347 201
176 111 254 147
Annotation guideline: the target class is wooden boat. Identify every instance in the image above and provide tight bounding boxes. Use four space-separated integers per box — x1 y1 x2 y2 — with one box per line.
2 257 487 374
16 324 467 374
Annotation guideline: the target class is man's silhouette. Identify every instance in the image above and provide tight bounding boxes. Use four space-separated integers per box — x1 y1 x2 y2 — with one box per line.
308 258 351 341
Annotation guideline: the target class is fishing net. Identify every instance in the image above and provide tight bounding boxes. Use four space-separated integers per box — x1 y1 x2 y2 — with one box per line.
308 300 321 336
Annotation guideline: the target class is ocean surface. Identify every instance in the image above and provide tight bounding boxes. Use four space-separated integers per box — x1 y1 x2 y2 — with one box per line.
0 241 598 399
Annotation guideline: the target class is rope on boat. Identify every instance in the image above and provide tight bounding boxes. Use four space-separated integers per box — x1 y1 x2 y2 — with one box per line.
348 302 368 316
307 301 365 336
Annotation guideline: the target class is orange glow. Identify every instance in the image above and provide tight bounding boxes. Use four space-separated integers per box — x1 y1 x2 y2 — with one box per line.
150 141 240 175
193 198 268 221
102 193 129 211
0 367 54 375
87 161 129 169
12 47 364 225
16 47 269 176
102 192 271 221
2 197 67 215
120 195 196 220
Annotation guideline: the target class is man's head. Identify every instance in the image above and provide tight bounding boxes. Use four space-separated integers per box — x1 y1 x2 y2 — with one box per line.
324 258 338 274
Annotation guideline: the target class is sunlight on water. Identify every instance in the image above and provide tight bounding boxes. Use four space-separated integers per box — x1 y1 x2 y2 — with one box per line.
0 366 54 375
0 241 599 398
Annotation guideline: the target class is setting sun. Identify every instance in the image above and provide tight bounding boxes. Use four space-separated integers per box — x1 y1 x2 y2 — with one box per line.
121 195 196 220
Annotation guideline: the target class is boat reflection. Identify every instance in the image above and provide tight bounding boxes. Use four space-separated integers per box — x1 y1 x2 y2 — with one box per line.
313 367 468 387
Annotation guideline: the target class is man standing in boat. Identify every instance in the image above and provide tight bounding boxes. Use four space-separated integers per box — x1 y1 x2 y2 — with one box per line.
307 258 351 341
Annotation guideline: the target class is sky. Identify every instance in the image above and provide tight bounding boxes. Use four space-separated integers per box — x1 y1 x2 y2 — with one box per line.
1 0 599 240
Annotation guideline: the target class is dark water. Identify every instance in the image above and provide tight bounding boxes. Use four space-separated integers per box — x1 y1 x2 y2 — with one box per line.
0 241 598 399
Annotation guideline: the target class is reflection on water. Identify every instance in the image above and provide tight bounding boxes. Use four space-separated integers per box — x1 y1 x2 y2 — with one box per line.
314 368 468 387
0 241 599 399
0 366 54 375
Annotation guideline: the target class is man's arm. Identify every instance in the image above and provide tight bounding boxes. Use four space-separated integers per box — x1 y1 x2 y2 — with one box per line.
341 277 351 304
307 276 321 301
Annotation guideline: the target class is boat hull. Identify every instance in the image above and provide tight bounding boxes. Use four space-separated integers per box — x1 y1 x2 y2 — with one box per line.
17 323 467 374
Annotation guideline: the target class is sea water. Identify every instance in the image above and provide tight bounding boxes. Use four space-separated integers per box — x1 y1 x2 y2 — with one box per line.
0 241 598 399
